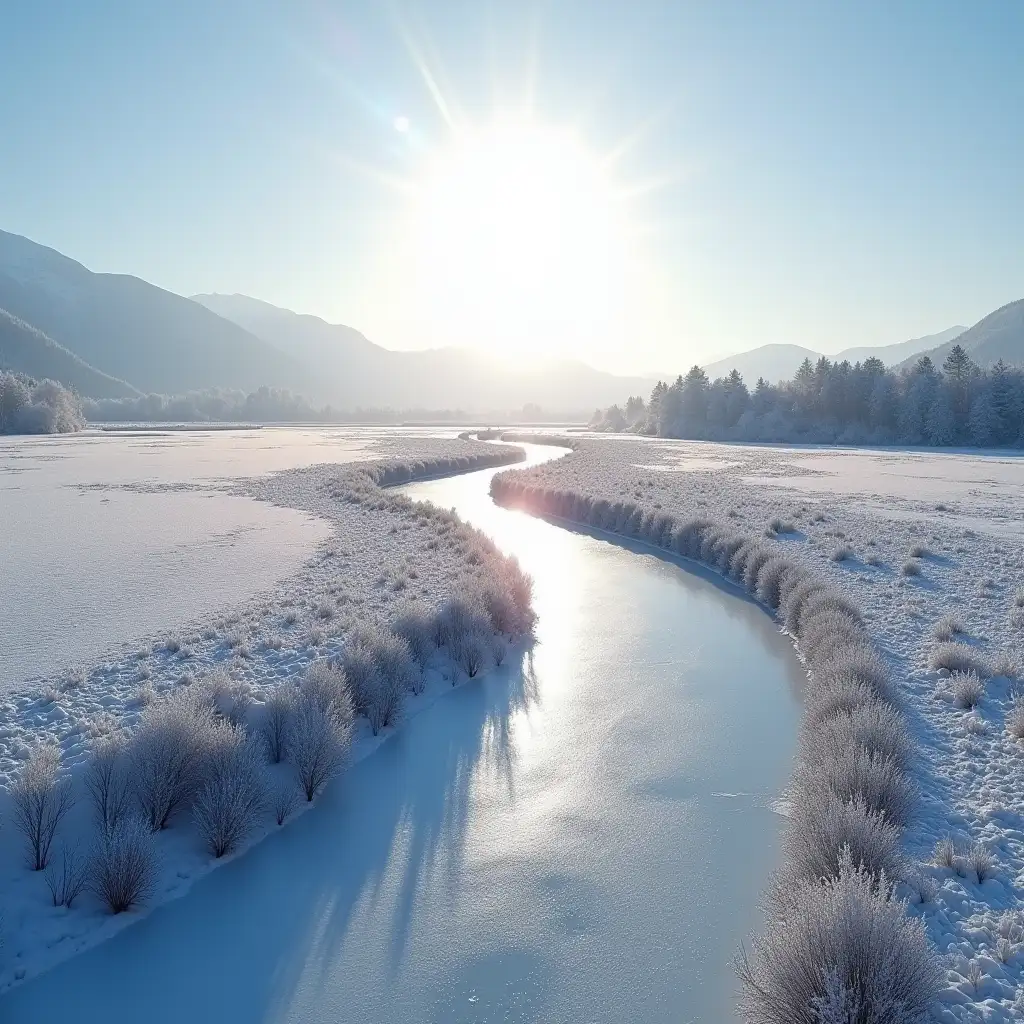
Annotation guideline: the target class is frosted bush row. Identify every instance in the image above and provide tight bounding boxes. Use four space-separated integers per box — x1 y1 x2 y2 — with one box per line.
2 455 535 942
490 464 938 1023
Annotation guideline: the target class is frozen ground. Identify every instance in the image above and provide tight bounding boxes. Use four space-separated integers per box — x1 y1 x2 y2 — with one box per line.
0 429 529 990
504 434 1024 1021
0 426 491 688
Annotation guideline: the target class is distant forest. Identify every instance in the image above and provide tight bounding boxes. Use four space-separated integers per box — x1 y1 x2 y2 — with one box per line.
0 371 84 434
83 387 552 426
592 345 1024 447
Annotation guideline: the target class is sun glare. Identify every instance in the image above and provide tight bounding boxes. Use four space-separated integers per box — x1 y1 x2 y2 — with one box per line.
407 119 631 362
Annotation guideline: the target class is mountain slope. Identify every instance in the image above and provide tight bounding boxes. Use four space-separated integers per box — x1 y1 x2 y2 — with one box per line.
702 344 822 383
0 231 311 396
193 292 657 413
0 307 138 398
703 328 965 384
898 299 1024 370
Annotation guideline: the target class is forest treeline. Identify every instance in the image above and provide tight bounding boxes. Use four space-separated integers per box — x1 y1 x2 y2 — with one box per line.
0 371 85 434
592 345 1024 447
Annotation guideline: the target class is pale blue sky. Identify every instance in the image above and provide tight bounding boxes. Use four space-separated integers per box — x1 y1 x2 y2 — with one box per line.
1 1 1022 373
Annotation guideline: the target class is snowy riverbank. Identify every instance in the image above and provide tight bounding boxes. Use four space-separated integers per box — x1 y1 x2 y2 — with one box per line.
491 434 1024 1022
0 437 532 991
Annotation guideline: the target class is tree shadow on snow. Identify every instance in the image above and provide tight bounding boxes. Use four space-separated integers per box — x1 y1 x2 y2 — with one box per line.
0 649 544 1024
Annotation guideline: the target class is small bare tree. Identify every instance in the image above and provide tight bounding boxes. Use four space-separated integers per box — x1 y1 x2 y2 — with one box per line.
11 742 73 870
193 732 268 858
259 687 294 764
90 817 156 914
290 693 351 801
85 732 132 833
45 846 89 908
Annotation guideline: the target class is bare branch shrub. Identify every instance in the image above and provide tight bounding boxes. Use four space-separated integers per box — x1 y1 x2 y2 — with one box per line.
45 846 89 908
391 602 435 666
274 782 298 825
259 686 294 763
738 850 940 1024
951 671 984 709
193 730 268 858
796 745 916 828
90 817 156 914
933 613 964 642
964 842 996 883
11 742 74 870
290 692 352 801
85 732 132 834
933 837 956 869
929 642 989 677
130 685 218 830
783 793 905 886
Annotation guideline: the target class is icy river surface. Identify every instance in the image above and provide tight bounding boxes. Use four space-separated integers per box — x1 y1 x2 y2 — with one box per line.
1 448 802 1023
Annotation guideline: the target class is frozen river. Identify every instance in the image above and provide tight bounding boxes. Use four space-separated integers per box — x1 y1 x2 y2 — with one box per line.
0 448 802 1022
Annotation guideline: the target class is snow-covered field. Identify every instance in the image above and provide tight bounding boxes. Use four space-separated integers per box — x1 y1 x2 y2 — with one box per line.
497 434 1024 1021
0 426 493 688
0 428 532 991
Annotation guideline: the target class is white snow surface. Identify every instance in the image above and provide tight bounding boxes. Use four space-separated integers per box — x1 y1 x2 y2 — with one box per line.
506 434 1024 1022
0 429 528 991
0 426 493 688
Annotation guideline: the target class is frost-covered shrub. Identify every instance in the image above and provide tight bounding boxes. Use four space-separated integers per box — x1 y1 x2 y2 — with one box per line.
929 642 989 677
274 782 297 825
907 543 930 559
992 651 1019 679
301 660 353 724
830 544 854 562
933 614 964 642
193 730 268 857
289 692 352 801
491 635 510 666
1006 699 1024 740
951 671 984 709
802 703 913 773
738 851 939 1024
11 741 74 870
817 648 894 706
784 792 905 886
438 595 491 657
340 629 403 734
933 837 956 869
86 733 132 834
796 744 917 829
805 678 884 725
901 559 922 577
373 629 418 694
391 602 436 666
796 590 863 638
798 611 866 672
964 842 996 883
457 635 488 679
755 556 797 609
259 687 294 763
89 817 156 914
130 685 218 830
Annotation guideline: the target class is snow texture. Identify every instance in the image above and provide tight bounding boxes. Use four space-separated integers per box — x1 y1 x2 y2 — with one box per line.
0 436 531 991
492 432 1024 1022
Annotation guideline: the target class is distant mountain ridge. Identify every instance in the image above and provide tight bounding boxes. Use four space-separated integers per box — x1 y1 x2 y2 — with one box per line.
0 228 656 413
0 230 313 397
192 292 657 413
896 298 1024 371
702 327 966 384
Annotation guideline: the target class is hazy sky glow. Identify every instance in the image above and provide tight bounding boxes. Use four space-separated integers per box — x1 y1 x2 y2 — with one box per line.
2 1 1023 374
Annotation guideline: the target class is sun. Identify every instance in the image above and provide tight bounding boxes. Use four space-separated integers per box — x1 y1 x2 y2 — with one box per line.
406 118 631 363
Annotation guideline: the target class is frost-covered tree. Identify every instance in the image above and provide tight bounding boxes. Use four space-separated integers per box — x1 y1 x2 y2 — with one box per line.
11 742 74 870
